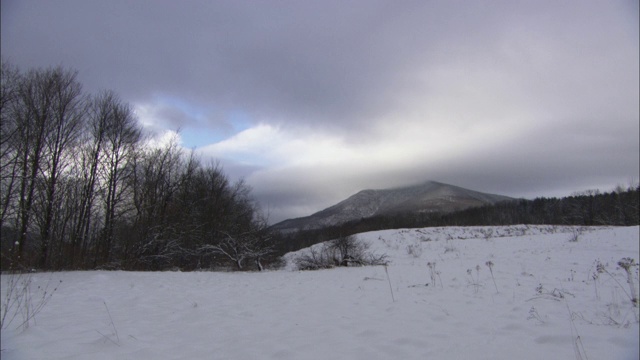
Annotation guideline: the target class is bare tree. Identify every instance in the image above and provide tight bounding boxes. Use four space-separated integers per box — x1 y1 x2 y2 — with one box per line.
10 67 60 267
195 179 275 270
67 91 117 267
0 61 22 269
0 61 21 229
200 224 273 271
127 134 187 268
35 67 85 268
328 234 368 266
94 94 141 266
0 64 87 269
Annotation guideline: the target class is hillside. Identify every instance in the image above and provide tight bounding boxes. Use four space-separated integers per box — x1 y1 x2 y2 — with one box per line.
272 181 513 232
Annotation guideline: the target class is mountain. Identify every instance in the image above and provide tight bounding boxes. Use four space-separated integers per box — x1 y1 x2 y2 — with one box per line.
271 181 513 232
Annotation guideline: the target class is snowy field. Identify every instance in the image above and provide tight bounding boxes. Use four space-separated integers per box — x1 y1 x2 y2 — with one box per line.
1 225 639 360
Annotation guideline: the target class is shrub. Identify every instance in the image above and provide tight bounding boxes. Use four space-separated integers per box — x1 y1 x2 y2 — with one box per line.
406 242 423 258
1 271 61 330
294 235 388 270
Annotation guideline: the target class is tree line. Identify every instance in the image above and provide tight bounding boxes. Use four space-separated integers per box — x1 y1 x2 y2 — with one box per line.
274 185 640 255
1 61 273 271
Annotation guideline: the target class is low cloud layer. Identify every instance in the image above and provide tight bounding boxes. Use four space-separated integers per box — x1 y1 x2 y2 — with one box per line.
2 0 638 222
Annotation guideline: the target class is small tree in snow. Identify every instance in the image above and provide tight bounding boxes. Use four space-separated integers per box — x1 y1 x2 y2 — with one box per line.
199 217 274 271
328 234 367 266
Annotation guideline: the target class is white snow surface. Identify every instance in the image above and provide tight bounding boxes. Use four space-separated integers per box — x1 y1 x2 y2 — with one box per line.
2 225 639 360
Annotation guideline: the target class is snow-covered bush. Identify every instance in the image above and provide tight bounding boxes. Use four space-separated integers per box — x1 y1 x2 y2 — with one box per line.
294 235 388 270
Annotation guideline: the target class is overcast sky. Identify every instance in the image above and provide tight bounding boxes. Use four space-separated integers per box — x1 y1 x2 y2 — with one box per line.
2 0 639 223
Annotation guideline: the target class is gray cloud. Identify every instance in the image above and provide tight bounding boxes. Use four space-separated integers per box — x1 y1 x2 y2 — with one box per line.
2 1 603 128
2 0 638 223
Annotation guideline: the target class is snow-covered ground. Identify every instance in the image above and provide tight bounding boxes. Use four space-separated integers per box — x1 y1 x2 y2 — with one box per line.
2 225 639 360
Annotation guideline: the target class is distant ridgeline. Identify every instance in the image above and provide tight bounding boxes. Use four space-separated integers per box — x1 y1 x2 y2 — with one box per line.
272 186 640 255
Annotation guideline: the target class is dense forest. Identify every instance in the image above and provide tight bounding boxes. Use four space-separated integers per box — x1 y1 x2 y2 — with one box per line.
2 61 638 272
273 186 640 255
0 61 272 272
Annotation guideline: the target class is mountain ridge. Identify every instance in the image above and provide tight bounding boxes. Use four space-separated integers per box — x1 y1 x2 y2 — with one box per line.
272 180 513 232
